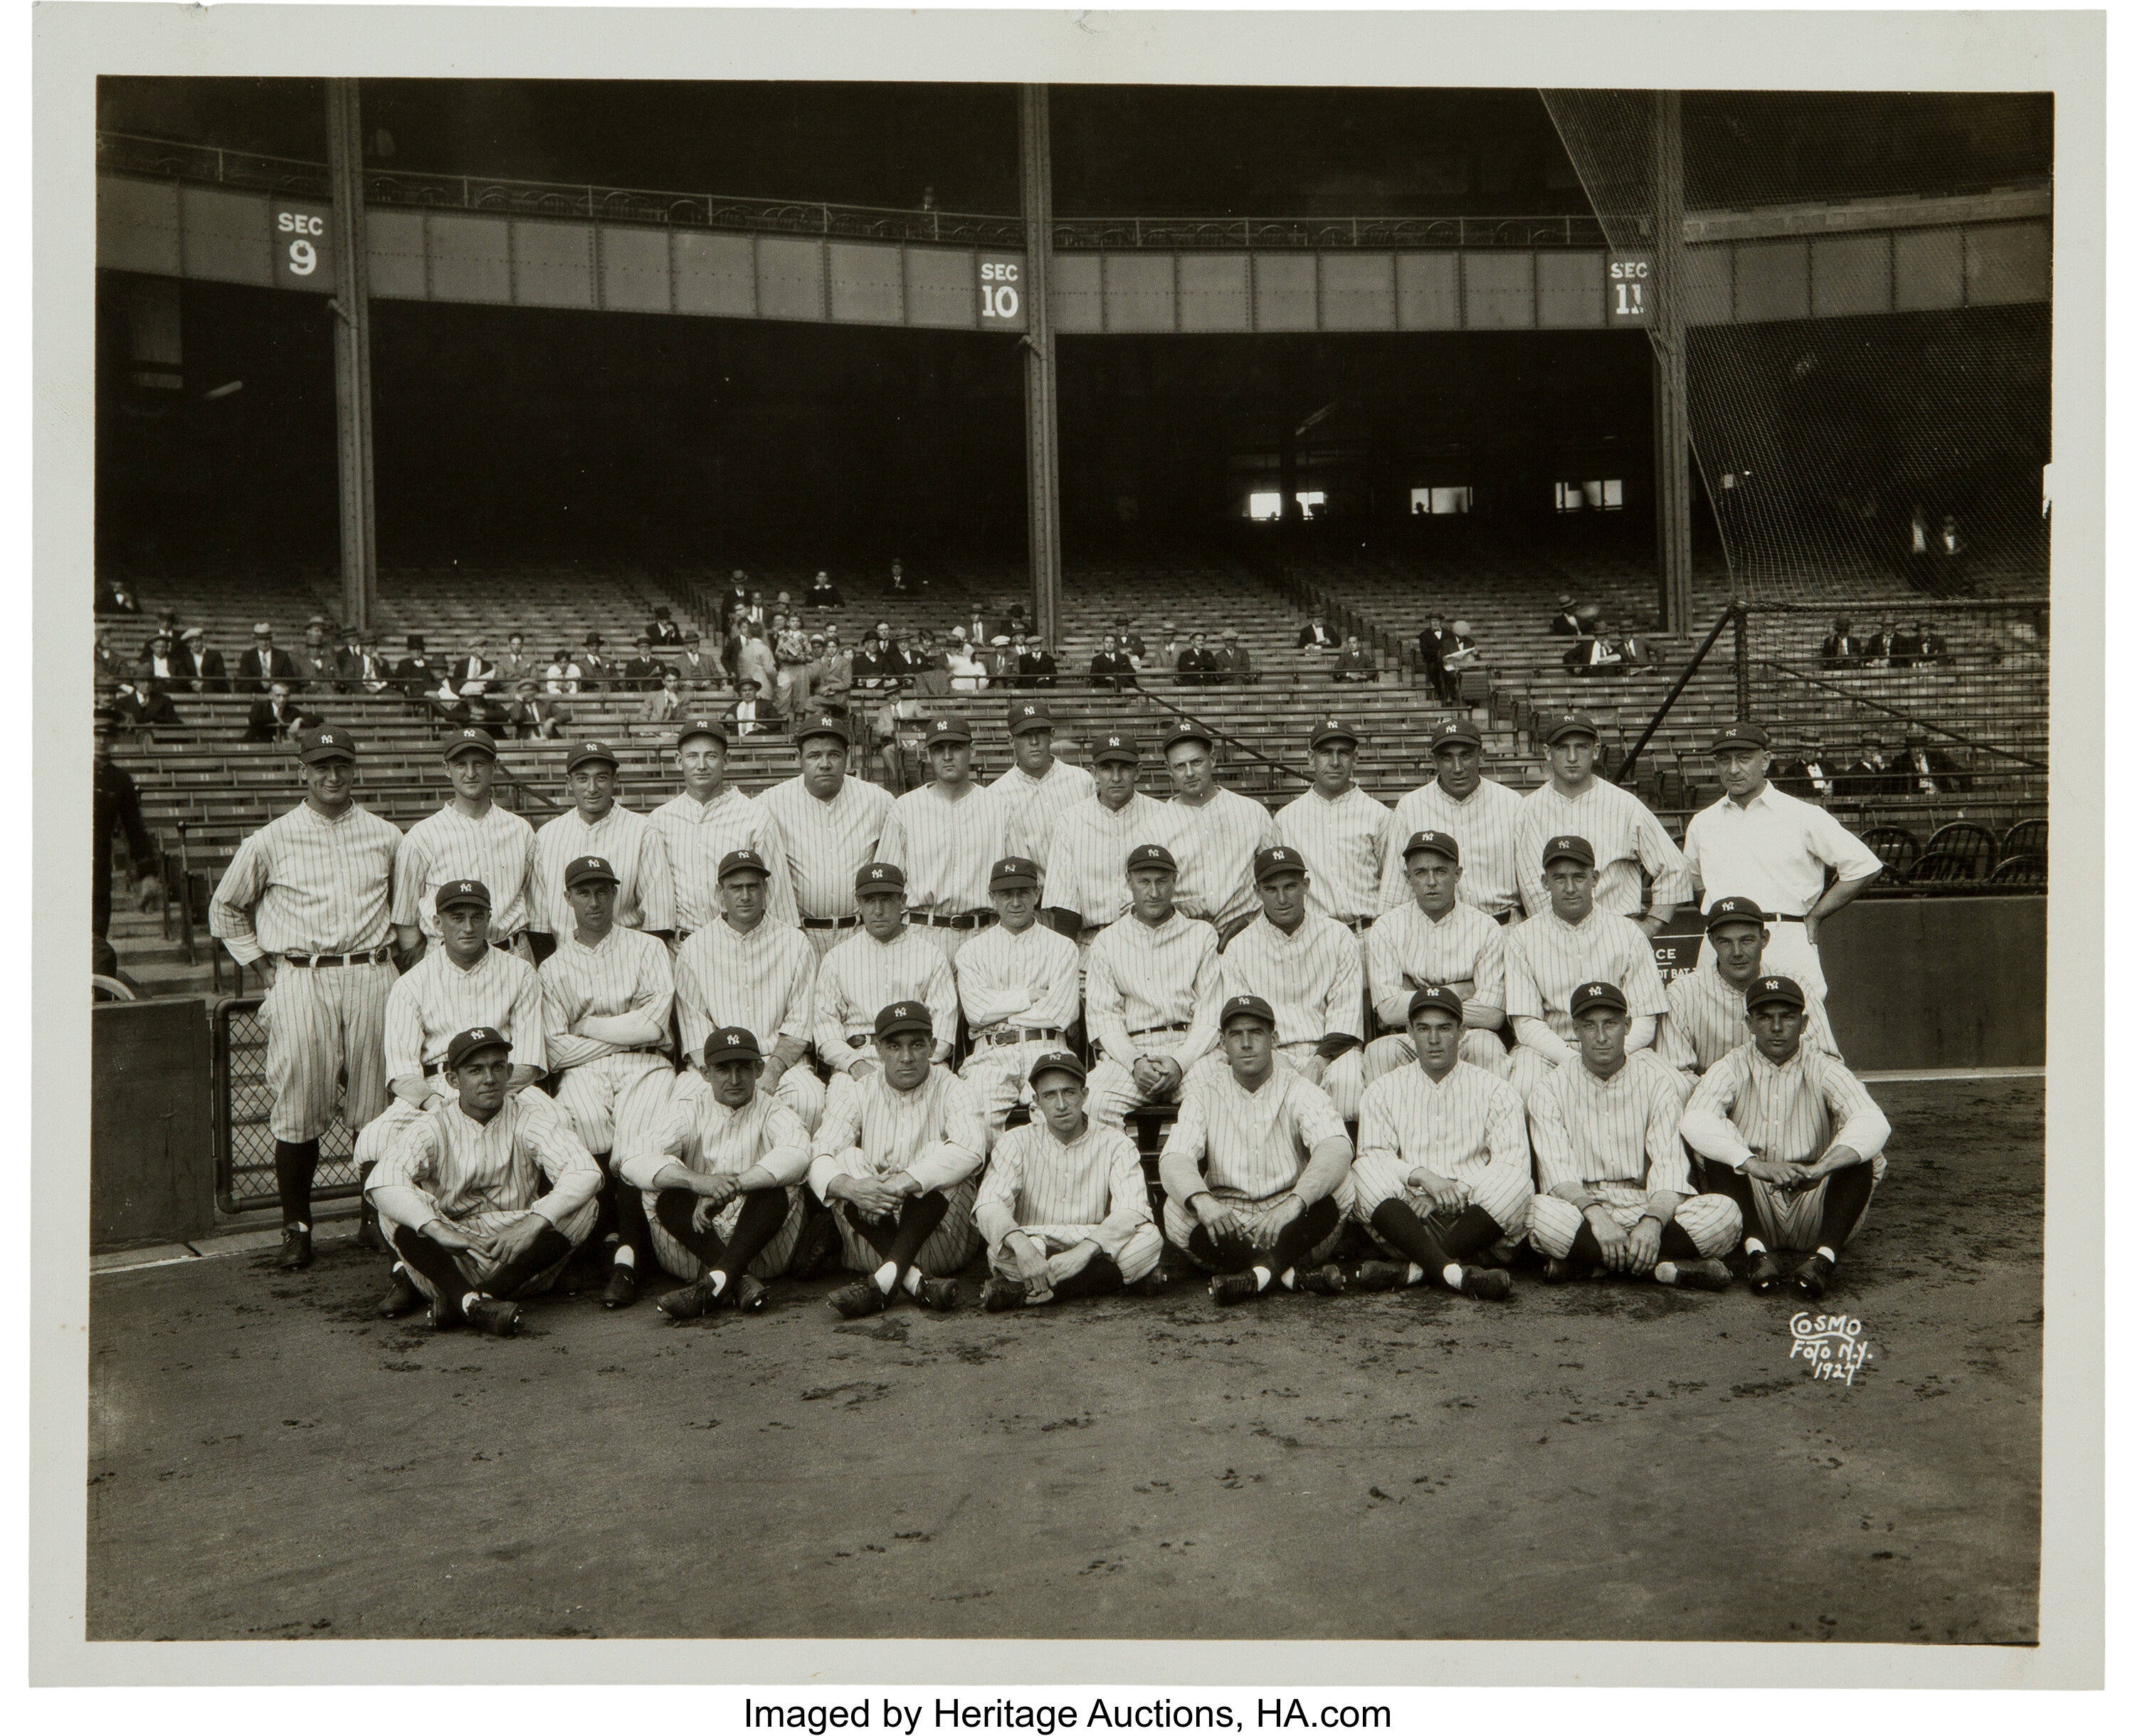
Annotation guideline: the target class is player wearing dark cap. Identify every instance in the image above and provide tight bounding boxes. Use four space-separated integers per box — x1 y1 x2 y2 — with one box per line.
994 701 1095 870
1275 717 1392 940
875 714 1011 969
1379 715 1526 924
528 740 675 958
954 856 1083 1148
1083 843 1225 1130
648 717 800 940
811 861 959 1077
391 727 539 964
1041 732 1187 959
1653 895 1842 1086
1364 828 1514 1084
1514 710 1692 934
1162 722 1281 945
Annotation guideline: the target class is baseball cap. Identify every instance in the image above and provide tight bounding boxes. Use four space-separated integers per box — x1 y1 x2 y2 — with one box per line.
1542 710 1601 745
442 727 498 762
435 878 491 912
926 716 972 746
1162 722 1216 754
1569 981 1628 1017
1406 985 1465 1021
1092 732 1140 765
1028 1050 1088 1087
1745 974 1806 1011
676 719 728 749
855 861 907 894
1703 895 1768 932
1309 716 1359 749
563 854 619 890
1427 716 1482 752
717 848 770 883
1253 845 1307 883
794 712 848 748
296 727 355 766
1711 720 1772 754
702 1026 764 1065
1219 994 1278 1031
566 740 618 772
1542 833 1596 868
874 1000 932 1040
989 856 1041 890
1402 829 1460 864
1127 843 1178 874
1008 702 1055 735
445 1026 511 1070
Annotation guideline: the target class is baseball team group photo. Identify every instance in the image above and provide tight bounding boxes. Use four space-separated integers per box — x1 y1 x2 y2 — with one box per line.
75 61 2055 1653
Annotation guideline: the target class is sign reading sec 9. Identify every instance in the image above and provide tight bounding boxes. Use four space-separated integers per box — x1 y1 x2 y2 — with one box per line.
270 202 336 292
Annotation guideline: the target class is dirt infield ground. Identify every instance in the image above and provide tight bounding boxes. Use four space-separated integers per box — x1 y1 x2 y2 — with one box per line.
85 1076 2040 1646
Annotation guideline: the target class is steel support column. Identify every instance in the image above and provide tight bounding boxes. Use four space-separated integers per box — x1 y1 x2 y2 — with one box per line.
325 80 377 631
1018 85 1063 646
1651 89 1695 635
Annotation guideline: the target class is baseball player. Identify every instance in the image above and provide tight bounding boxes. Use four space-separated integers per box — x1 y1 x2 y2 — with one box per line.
1379 717 1525 923
875 715 1009 968
1653 895 1841 1084
528 740 675 955
1526 982 1740 1289
1083 843 1224 1130
538 853 678 1310
1681 720 1884 1001
1349 987 1532 1302
618 1025 817 1320
954 856 1082 1145
808 1000 986 1318
672 848 827 1133
364 1026 602 1336
390 727 537 960
357 878 546 1304
995 700 1096 870
1363 829 1512 1082
648 719 799 942
1158 994 1355 1304
812 863 959 1075
209 725 403 1271
1040 731 1186 955
1275 717 1391 940
1213 846 1366 1119
1502 835 1670 1103
1163 723 1280 945
974 1050 1166 1310
1678 974 1891 1299
758 713 897 958
1514 710 1692 936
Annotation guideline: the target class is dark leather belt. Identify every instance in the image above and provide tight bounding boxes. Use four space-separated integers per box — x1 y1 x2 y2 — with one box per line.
490 935 524 952
1343 915 1376 932
1769 913 1807 924
801 915 860 931
422 1061 442 1078
280 946 394 968
980 1026 1065 1047
1128 1022 1191 1038
908 910 996 931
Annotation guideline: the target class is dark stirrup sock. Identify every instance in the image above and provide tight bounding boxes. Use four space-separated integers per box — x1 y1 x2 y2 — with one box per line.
484 1225 575 1299
390 1224 469 1309
273 1138 321 1227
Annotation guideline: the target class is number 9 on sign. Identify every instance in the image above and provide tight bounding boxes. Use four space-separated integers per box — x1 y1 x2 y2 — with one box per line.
288 238 317 276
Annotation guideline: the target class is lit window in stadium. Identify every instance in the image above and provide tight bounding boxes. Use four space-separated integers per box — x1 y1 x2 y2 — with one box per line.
1247 491 1326 520
1554 480 1623 512
1411 487 1472 515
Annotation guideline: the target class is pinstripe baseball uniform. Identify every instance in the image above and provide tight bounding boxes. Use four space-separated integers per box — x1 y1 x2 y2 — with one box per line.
1277 785 1391 926
1351 1060 1534 1244
1042 791 1188 939
391 803 537 942
1083 912 1224 1128
876 782 1010 966
954 919 1082 1138
1169 788 1280 932
650 786 798 936
618 1072 814 1280
1680 1046 1891 1250
996 757 1097 870
1515 779 1693 922
1363 900 1512 1080
1655 967 1841 1080
539 926 677 1157
1156 1063 1355 1268
1527 1053 1741 1260
209 800 404 1142
530 806 675 937
365 1091 602 1301
1211 910 1366 1119
974 1118 1161 1285
672 915 827 1130
808 1066 986 1275
353 947 547 1166
757 774 897 957
1379 777 1525 918
1503 908 1670 1100
811 927 959 1073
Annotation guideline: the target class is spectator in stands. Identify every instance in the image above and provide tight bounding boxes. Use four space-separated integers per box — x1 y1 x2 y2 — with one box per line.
1770 743 1836 801
544 647 582 695
773 615 813 710
816 633 855 715
1840 735 1903 801
646 605 684 648
1297 608 1337 652
246 680 324 744
741 587 768 628
889 557 906 594
495 631 542 691
1440 620 1481 695
666 630 719 690
639 669 690 724
184 628 229 695
576 633 615 690
297 621 338 690
112 678 184 735
959 606 997 650
135 627 194 689
1090 633 1138 691
441 643 501 718
1155 622 1183 668
1569 624 1623 678
1818 617 1863 670
1900 730 1968 796
1417 614 1452 703
1885 622 1923 669
139 609 184 661
811 570 844 609
728 677 780 737
852 630 894 693
717 572 749 630
393 633 437 699
947 634 989 694
1916 621 1949 665
622 635 666 691
1113 616 1148 664
984 634 1019 688
1021 633 1058 690
1615 620 1658 672
1214 628 1255 683
238 623 300 695
98 579 142 616
1549 594 1583 637
1175 631 1218 686
1332 633 1377 684
908 633 950 697
1863 618 1898 669
94 630 125 691
504 677 569 741
737 623 779 703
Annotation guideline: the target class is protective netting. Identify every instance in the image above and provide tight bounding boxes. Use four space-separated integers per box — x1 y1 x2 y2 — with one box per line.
1541 90 2052 609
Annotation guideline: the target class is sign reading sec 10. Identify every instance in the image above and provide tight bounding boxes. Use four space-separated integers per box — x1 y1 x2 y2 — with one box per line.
976 256 1027 326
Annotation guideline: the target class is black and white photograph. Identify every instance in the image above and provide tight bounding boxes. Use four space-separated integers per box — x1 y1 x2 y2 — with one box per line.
37 1 2103 1689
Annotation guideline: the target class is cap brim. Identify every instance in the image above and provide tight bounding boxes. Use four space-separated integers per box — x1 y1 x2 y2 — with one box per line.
436 898 491 913
565 874 620 890
451 1041 511 1066
301 749 357 765
875 1021 931 1040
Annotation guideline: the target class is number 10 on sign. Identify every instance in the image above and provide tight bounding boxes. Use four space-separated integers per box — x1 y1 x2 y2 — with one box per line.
977 257 1025 325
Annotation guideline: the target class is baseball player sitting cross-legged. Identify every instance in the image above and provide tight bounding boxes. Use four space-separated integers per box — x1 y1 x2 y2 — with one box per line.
1362 829 1513 1085
808 1000 986 1319
1527 982 1741 1290
975 1051 1168 1312
1083 843 1223 1130
1677 974 1892 1300
1158 994 1356 1305
539 853 680 1312
1653 895 1842 1089
364 1027 603 1337
618 1026 818 1321
955 856 1082 1146
1348 987 1532 1303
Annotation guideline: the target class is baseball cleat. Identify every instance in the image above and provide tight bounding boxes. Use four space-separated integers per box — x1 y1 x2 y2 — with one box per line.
376 1266 421 1318
786 1209 838 1281
1542 1257 1587 1285
276 1227 312 1271
981 1276 1030 1313
1669 1258 1734 1293
1295 1263 1346 1297
1209 1273 1263 1307
1125 1268 1170 1298
465 1296 523 1337
732 1273 770 1313
1791 1253 1837 1300
908 1275 960 1312
601 1262 640 1310
1458 1266 1514 1302
355 1210 387 1255
1351 1260 1415 1291
827 1280 888 1320
1744 1250 1785 1294
426 1296 463 1332
656 1275 719 1321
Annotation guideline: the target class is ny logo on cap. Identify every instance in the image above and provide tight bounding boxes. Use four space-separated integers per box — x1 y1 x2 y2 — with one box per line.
724 1033 743 1047
1761 978 1781 991
1271 848 1290 862
1107 736 1124 747
320 732 339 745
470 1028 492 1041
1019 705 1036 717
870 867 886 880
895 1002 915 1017
456 881 474 893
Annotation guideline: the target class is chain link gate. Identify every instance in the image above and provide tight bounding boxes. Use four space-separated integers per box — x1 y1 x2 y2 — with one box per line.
212 996 364 1214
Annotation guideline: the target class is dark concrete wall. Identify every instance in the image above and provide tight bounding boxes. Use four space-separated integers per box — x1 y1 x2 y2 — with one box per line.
1818 897 2044 1070
92 999 214 1251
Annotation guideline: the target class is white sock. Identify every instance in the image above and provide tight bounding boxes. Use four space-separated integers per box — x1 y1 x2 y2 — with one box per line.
1743 1236 1768 1256
707 1270 728 1297
1443 1263 1464 1292
1406 1262 1426 1287
873 1261 899 1295
612 1245 636 1269
902 1266 924 1296
292 1221 310 1234
1652 1261 1680 1285
1253 1265 1275 1292
1816 1245 1838 1265
460 1290 483 1314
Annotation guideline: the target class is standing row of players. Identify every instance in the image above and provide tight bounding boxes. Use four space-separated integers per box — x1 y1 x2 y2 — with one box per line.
210 700 1890 1334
